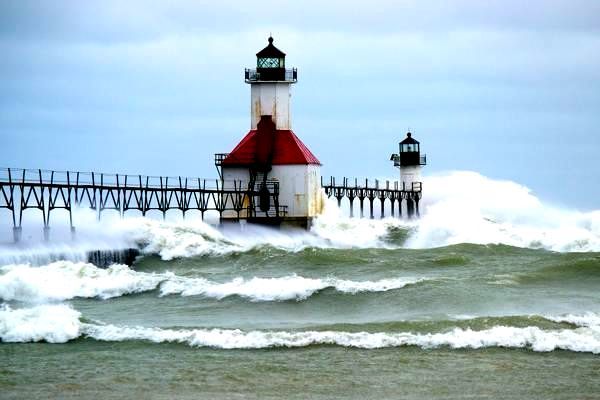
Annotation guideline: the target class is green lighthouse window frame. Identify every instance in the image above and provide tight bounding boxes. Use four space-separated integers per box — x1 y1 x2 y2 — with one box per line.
257 57 284 68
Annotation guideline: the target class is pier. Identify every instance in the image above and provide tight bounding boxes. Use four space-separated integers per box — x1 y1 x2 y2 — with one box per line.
0 168 285 242
0 167 422 242
322 177 422 219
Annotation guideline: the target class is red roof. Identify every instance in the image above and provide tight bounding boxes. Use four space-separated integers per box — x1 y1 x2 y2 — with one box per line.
222 130 321 166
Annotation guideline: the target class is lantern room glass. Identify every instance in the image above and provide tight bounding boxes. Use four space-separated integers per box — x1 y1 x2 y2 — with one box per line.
257 57 284 68
402 143 419 153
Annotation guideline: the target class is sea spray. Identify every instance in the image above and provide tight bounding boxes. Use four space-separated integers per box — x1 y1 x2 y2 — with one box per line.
310 197 404 247
1 171 599 263
92 172 600 253
405 171 600 252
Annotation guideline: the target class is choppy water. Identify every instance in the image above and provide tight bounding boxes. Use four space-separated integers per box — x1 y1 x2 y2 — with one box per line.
1 172 600 399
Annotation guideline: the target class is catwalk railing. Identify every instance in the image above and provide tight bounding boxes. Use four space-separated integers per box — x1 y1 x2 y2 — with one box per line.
321 177 422 219
0 168 286 242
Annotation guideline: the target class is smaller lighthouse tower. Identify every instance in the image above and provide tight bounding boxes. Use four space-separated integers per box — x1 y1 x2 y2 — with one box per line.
391 131 426 189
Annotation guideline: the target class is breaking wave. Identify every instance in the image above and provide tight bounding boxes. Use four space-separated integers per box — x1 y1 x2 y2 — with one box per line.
403 171 600 252
83 323 600 353
0 304 81 343
0 261 424 302
3 304 600 354
159 275 425 301
1 171 599 262
544 312 600 328
0 261 169 302
96 172 600 254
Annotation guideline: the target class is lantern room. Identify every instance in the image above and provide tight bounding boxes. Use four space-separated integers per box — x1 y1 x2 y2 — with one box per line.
257 36 285 68
391 132 427 167
245 36 297 83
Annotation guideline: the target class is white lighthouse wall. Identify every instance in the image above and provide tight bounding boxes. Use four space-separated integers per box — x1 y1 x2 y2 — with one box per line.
221 168 251 219
270 165 322 217
400 166 422 190
251 83 291 129
221 165 323 219
222 168 250 187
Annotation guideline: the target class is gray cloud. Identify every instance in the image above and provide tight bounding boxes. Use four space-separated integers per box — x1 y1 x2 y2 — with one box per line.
1 0 599 43
1 0 599 209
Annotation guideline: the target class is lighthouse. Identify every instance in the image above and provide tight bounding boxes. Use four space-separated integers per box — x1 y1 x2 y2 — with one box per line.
218 36 323 228
390 131 426 216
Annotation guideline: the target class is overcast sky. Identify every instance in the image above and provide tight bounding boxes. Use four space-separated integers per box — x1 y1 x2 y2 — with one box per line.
1 0 599 209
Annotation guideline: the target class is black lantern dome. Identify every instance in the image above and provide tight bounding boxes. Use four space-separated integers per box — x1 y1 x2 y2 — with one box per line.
391 132 427 167
256 36 286 68
400 132 419 153
245 36 297 83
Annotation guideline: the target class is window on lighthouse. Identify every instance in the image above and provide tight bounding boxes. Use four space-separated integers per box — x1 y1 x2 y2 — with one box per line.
258 57 284 68
402 144 419 152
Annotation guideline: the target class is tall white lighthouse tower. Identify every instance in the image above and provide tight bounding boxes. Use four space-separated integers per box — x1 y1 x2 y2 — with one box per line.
248 36 293 130
219 36 323 228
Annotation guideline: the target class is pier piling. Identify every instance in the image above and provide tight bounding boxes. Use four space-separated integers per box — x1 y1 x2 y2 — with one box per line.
321 177 422 220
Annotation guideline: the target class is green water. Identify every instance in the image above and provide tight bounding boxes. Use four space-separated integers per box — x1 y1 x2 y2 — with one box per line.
2 243 600 399
3 343 600 399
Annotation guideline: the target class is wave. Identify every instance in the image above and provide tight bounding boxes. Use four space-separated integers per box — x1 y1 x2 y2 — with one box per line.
0 261 423 302
83 323 600 353
544 312 600 328
0 304 81 343
159 275 426 301
0 261 170 302
124 209 400 260
3 304 600 354
91 172 600 254
403 171 600 252
2 171 599 260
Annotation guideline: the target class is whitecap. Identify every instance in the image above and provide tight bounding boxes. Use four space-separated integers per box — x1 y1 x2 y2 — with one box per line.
4 305 600 354
82 324 600 353
0 304 81 343
0 261 424 303
159 275 425 301
0 261 170 302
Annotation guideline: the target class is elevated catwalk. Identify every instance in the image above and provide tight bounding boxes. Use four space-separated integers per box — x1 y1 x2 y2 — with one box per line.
322 177 422 219
0 168 422 242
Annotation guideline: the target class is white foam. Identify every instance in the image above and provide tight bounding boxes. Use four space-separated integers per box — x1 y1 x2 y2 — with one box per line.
0 261 170 302
404 171 600 252
0 261 422 302
0 304 81 343
117 203 402 259
545 312 600 328
159 275 425 301
2 171 599 258
82 323 600 353
119 218 242 260
0 244 88 266
3 305 600 353
309 197 403 248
